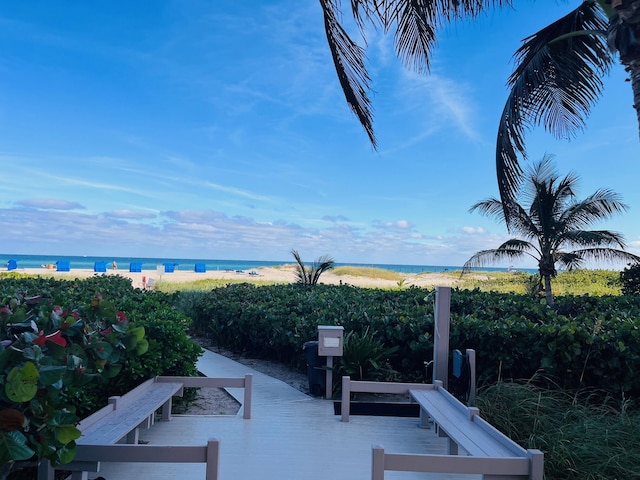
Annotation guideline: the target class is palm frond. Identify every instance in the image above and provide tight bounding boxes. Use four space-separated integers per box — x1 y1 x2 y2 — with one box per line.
560 189 628 230
326 1 512 147
291 249 310 284
496 2 613 210
310 254 336 285
469 197 505 219
320 0 377 148
561 230 628 249
392 0 438 73
568 247 640 265
554 251 584 270
381 1 512 72
462 243 532 273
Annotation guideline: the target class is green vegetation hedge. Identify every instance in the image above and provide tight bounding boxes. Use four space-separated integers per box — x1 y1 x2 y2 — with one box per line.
188 283 640 397
0 275 202 473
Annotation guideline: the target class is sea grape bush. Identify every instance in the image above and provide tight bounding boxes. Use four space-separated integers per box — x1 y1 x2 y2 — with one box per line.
0 275 203 474
0 291 148 470
189 283 640 396
190 283 433 376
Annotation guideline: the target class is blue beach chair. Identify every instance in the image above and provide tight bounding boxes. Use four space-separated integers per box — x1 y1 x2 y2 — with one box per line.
56 260 70 272
129 262 142 273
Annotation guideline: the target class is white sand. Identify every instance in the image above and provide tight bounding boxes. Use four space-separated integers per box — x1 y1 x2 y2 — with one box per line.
10 265 465 289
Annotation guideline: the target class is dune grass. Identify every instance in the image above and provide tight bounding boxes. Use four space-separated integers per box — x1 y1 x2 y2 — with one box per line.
155 277 280 293
456 269 622 296
476 381 640 479
332 266 404 282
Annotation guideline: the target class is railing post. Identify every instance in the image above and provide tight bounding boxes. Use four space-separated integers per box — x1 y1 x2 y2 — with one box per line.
433 286 451 389
371 445 385 480
341 376 351 422
205 438 220 480
243 374 253 419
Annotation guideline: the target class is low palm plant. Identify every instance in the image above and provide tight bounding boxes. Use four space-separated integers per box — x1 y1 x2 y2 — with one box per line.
291 250 335 286
335 327 399 382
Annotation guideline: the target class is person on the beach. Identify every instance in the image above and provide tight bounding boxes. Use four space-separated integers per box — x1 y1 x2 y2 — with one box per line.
112 261 117 270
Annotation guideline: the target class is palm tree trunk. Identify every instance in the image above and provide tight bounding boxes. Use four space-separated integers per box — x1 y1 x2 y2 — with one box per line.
543 274 554 306
627 58 640 135
609 0 640 136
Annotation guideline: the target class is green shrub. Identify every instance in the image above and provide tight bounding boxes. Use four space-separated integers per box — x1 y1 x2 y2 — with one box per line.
620 263 640 295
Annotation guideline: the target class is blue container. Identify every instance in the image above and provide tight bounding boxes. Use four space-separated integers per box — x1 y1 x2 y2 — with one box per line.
56 260 70 272
129 262 142 273
163 263 175 273
7 259 17 271
94 261 107 272
194 263 206 273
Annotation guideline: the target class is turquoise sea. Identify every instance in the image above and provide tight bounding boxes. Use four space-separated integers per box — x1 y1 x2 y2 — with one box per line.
0 253 535 274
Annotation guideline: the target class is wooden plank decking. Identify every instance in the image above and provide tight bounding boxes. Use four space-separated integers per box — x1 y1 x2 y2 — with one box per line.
87 350 481 480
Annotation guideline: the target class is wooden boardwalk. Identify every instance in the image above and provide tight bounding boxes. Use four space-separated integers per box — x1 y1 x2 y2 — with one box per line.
88 350 479 480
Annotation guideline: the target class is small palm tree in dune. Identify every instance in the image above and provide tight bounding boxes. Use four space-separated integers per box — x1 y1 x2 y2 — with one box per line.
291 249 335 286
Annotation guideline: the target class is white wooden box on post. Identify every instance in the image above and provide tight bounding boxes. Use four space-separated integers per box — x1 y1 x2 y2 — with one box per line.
318 325 344 399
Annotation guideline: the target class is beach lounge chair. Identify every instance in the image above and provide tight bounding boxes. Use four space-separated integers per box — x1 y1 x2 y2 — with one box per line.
56 260 70 272
163 263 175 273
94 261 107 273
129 262 142 273
194 263 206 273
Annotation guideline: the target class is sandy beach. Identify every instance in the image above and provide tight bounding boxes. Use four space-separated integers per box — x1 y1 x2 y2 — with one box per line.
7 265 467 289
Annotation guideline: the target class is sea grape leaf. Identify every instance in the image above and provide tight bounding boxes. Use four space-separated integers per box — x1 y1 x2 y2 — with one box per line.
38 365 66 386
5 362 38 402
0 430 35 464
55 424 81 444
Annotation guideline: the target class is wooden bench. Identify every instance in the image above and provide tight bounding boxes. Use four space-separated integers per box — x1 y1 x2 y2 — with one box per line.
341 377 543 480
38 373 253 480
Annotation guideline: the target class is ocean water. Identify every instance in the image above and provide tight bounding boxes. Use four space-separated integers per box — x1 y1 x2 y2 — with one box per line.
1 253 533 274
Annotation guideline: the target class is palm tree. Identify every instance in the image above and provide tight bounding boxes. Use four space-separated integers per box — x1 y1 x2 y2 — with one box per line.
291 249 335 286
320 1 640 211
462 156 640 305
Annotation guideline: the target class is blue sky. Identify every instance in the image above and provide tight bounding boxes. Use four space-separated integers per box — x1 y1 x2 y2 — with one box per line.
1 1 638 267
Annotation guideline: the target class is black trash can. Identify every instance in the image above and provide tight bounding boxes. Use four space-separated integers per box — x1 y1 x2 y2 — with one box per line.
303 341 326 397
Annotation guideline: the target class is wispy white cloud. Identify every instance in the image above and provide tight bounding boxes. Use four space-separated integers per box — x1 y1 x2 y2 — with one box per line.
45 174 140 194
397 69 481 141
104 210 156 220
460 226 487 234
201 181 274 202
16 198 85 210
373 219 414 230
